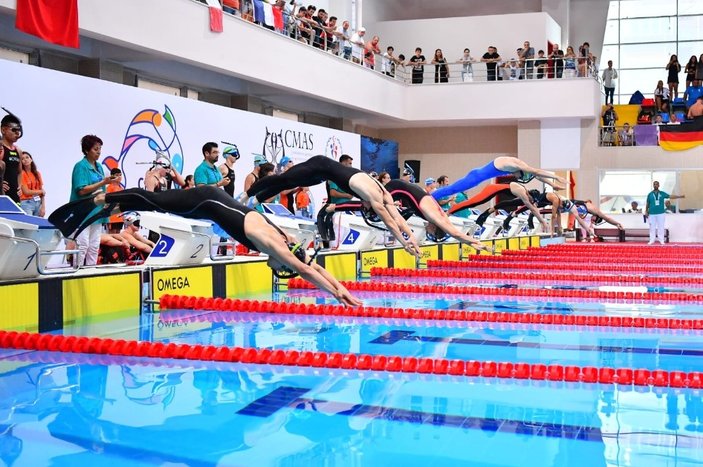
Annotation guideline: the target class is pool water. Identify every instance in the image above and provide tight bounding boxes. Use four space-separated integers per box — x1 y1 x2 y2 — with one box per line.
3 273 703 465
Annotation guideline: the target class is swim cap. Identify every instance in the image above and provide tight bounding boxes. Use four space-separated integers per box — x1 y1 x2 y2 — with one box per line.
223 145 240 160
122 212 140 226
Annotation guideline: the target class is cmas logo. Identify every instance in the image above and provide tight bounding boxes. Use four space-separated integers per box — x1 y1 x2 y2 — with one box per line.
325 136 342 159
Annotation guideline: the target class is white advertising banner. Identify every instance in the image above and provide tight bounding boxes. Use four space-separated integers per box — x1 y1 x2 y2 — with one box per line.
0 59 360 214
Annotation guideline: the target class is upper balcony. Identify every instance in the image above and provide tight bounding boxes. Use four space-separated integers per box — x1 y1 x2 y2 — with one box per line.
0 0 601 127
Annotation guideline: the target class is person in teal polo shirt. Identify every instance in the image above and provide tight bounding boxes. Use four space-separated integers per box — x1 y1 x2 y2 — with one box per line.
645 180 684 245
70 134 112 266
194 142 229 188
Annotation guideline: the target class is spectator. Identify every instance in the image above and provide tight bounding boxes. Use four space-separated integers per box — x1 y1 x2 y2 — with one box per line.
194 142 229 188
424 177 436 194
120 212 155 255
459 48 474 82
688 96 703 119
382 46 398 77
19 151 44 216
295 186 312 218
563 46 577 78
669 112 680 124
645 180 684 245
400 167 413 183
254 162 278 212
685 55 698 89
666 55 681 101
350 27 366 64
435 175 454 211
219 144 239 197
577 42 590 77
0 113 23 203
336 20 352 60
587 52 598 77
145 154 185 192
696 54 703 83
628 201 641 213
184 175 195 188
106 167 124 233
534 50 548 79
502 57 521 80
324 16 338 53
654 80 670 113
364 35 380 69
409 47 426 84
619 123 634 146
70 135 111 266
654 114 664 124
377 171 391 185
602 60 618 105
396 54 407 81
432 49 449 83
222 0 239 16
550 44 564 78
244 154 267 193
277 156 296 213
520 40 535 78
481 46 501 81
311 8 328 49
601 104 618 146
295 7 312 44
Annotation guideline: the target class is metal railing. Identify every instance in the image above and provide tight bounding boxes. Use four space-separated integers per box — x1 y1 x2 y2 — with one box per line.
215 1 600 86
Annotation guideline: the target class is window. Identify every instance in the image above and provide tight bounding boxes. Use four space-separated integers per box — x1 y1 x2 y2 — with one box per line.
601 1 703 104
599 170 701 213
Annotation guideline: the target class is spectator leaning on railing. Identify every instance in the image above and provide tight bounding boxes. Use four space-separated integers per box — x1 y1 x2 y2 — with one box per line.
619 123 634 146
459 48 474 82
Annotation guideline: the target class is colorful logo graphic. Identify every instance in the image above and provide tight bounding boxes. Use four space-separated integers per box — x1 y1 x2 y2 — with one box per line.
262 127 285 167
102 106 184 188
325 136 342 159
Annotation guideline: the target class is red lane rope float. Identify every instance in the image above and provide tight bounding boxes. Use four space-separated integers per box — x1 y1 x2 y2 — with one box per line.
463 254 703 269
0 330 700 388
287 278 703 303
371 267 703 286
155 302 703 334
498 250 703 263
427 259 703 274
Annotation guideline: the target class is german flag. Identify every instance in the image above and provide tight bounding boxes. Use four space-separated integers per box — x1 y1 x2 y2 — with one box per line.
660 117 703 151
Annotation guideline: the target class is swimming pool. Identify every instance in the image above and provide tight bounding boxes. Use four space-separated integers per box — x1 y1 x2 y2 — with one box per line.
3 245 703 466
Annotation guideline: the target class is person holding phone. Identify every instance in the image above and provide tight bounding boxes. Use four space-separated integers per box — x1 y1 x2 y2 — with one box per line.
194 142 229 189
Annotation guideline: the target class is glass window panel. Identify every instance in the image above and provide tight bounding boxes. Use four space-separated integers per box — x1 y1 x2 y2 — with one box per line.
600 45 620 69
679 42 703 63
678 15 703 41
652 171 677 194
619 43 675 69
620 17 677 43
679 0 703 16
599 195 647 213
618 0 676 18
607 1 619 20
603 20 619 44
618 68 669 96
600 171 652 196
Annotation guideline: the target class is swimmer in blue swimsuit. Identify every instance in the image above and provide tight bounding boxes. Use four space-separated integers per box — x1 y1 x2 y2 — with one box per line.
431 156 566 201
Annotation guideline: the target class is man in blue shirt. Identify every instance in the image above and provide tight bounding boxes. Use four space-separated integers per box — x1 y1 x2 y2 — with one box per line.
645 180 684 245
194 142 229 188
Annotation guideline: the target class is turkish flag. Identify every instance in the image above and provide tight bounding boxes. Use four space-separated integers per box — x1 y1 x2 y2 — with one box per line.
205 0 223 33
15 0 79 48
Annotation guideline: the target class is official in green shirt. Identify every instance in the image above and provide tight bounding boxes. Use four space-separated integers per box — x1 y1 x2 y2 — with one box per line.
645 180 684 245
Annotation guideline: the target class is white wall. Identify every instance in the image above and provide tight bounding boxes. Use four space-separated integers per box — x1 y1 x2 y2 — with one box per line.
367 12 559 70
0 60 360 214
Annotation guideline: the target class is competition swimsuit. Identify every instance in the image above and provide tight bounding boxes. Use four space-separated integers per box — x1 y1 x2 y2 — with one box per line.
431 160 512 201
247 156 362 203
447 184 512 215
49 186 285 251
223 164 236 197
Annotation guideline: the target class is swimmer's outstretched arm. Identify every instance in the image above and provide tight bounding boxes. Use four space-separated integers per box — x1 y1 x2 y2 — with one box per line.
250 229 362 307
371 199 421 257
419 197 487 250
586 203 623 229
514 190 549 231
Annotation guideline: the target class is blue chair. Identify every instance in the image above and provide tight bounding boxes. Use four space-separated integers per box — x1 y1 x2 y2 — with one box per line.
659 112 670 123
675 111 686 122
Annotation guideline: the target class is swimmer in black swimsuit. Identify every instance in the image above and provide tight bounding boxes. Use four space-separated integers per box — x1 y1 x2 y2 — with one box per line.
241 155 421 257
322 179 488 250
49 186 362 306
